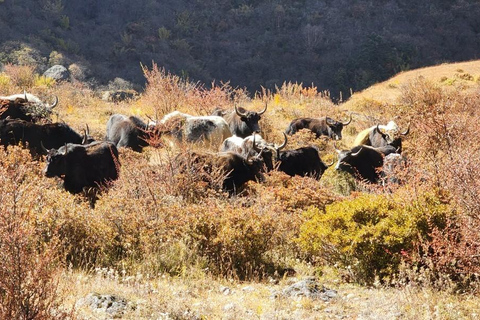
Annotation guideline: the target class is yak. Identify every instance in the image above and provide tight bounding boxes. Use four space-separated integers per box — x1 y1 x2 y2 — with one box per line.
0 92 58 122
155 111 232 149
286 114 352 140
43 141 120 208
334 145 384 183
268 133 333 179
0 119 94 156
214 104 267 138
106 114 151 152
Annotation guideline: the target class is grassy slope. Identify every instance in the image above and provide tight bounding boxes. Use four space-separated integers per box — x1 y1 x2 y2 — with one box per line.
344 59 480 107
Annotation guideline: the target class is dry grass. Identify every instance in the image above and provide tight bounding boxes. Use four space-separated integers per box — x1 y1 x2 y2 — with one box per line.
344 60 480 110
62 267 480 319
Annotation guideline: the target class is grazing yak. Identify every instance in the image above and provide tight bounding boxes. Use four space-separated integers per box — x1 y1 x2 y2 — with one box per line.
214 104 267 138
220 133 271 156
155 111 232 149
223 133 333 178
220 133 276 171
285 114 352 140
43 141 120 208
334 145 384 183
220 135 246 154
216 151 265 193
178 150 265 194
0 92 58 122
106 114 151 152
0 119 94 156
268 133 333 179
354 120 410 152
374 144 399 156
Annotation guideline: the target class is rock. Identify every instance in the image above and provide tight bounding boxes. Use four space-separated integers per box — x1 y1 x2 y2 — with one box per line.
275 278 338 301
101 90 138 103
76 292 134 318
219 285 232 295
223 303 237 312
43 65 70 81
242 285 255 292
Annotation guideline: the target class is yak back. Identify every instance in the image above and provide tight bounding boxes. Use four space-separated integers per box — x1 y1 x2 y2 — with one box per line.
277 146 327 179
106 114 150 152
336 145 384 183
0 119 85 155
62 141 120 194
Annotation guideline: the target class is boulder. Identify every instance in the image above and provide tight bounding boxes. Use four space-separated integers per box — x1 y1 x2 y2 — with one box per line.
76 293 135 318
273 277 338 301
43 65 70 81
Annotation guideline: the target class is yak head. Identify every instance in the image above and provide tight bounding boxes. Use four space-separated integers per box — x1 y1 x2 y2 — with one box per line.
43 144 69 178
234 103 267 135
325 113 352 140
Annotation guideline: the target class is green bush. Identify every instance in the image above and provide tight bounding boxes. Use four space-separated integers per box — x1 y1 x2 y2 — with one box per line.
297 192 454 284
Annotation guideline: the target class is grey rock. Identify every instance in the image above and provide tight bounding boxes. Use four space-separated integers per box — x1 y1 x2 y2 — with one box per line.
223 303 237 312
43 65 70 81
242 285 255 292
101 90 138 103
276 278 338 301
77 293 134 318
219 285 232 295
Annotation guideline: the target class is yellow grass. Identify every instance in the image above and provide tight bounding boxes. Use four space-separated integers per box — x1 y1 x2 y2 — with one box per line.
344 60 480 110
62 268 480 319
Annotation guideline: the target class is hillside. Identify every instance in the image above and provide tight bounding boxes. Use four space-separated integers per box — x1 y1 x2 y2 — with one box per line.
2 0 480 98
344 59 480 108
1 60 480 318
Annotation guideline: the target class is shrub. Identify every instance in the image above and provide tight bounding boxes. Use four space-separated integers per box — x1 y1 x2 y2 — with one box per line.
3 64 36 88
0 146 71 319
35 74 56 88
140 62 238 117
297 191 454 284
0 73 12 92
185 197 300 280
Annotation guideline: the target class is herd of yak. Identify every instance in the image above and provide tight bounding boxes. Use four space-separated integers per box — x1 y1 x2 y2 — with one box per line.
0 92 410 207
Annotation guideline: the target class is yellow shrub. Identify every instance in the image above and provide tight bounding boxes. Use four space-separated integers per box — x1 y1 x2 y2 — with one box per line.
34 74 56 88
298 192 455 284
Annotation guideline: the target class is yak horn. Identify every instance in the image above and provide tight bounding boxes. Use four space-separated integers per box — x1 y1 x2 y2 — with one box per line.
40 141 49 154
81 130 89 145
258 102 267 115
47 95 58 109
234 104 246 117
275 132 287 151
401 122 411 135
351 147 363 157
342 113 352 126
376 124 388 138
